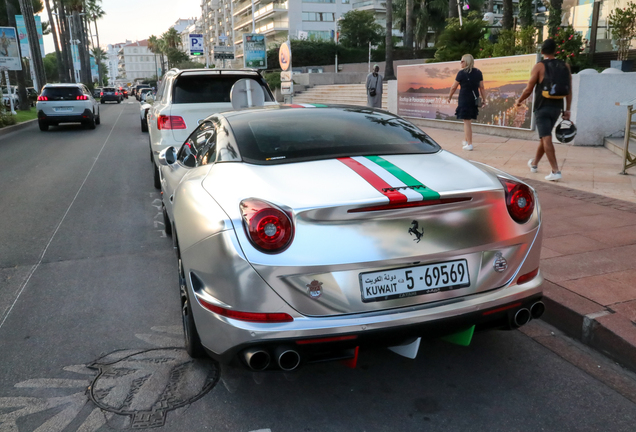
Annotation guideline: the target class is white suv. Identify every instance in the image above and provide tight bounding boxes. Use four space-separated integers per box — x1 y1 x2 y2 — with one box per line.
36 83 101 131
147 69 276 188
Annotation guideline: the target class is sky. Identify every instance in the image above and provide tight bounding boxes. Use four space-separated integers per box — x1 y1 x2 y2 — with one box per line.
42 0 201 53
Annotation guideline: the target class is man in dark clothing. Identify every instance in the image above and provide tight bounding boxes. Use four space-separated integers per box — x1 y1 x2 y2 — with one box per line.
515 39 572 181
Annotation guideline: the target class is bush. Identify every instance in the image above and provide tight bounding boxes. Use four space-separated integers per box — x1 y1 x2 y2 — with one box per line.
0 103 17 128
263 72 281 89
371 47 436 62
553 26 589 70
433 13 486 62
266 40 370 68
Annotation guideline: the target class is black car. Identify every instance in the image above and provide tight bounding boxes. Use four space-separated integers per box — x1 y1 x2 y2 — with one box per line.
100 87 122 104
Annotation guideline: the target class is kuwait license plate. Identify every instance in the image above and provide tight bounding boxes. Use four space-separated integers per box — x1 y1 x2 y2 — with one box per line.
54 107 73 112
359 259 470 302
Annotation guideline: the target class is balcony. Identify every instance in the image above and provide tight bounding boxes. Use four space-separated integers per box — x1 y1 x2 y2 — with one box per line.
254 19 288 35
233 2 287 30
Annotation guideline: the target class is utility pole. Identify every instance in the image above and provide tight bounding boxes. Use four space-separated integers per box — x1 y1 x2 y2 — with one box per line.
17 0 47 90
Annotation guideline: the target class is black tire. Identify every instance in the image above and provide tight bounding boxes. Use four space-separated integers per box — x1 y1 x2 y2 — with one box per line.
162 204 172 236
179 255 205 358
153 163 161 189
38 120 48 131
100 100 104 104
86 114 96 130
141 118 148 132
95 111 101 125
117 99 121 104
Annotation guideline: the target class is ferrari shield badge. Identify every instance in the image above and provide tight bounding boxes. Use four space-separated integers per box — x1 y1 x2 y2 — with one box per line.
306 280 323 299
494 252 508 272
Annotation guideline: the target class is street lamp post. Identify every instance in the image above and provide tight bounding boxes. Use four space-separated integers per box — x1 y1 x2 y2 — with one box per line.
335 16 343 74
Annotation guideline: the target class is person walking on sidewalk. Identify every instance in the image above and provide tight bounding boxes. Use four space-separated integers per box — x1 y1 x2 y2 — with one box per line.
447 54 486 151
515 39 572 181
366 65 383 108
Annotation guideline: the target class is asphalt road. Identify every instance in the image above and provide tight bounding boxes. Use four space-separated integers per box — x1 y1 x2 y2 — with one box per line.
1 101 636 432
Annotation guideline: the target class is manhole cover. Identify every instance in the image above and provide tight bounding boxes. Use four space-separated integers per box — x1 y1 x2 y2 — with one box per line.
88 348 219 428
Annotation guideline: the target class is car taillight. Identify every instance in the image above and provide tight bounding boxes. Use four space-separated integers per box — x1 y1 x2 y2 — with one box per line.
499 177 535 224
517 268 539 285
157 115 186 130
240 198 294 253
199 299 293 323
100 92 103 96
37 96 48 101
76 95 88 100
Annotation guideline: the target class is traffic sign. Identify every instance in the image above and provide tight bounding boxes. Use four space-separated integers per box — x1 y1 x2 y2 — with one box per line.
280 71 292 82
278 41 291 72
189 34 204 56
281 81 293 95
213 45 234 60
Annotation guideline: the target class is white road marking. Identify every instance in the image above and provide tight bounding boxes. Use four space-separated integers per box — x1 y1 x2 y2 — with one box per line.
0 108 126 333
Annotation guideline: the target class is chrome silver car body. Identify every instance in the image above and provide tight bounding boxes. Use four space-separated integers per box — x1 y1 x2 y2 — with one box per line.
159 106 544 370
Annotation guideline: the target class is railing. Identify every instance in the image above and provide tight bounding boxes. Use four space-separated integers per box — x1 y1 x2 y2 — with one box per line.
618 97 636 174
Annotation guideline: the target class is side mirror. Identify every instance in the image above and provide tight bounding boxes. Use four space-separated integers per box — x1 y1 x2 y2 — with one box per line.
158 146 177 166
146 95 155 104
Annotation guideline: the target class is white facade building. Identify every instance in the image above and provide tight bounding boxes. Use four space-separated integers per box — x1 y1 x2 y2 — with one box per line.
107 42 129 84
173 18 197 34
200 0 352 68
118 40 162 82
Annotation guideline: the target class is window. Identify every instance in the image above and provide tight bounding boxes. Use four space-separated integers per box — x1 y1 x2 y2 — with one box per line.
172 75 274 104
302 12 334 21
229 108 440 165
178 121 216 167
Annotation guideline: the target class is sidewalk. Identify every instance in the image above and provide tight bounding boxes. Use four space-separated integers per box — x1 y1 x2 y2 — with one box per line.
424 126 636 372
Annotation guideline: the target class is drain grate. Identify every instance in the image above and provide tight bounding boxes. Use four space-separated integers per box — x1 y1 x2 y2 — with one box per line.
88 348 219 428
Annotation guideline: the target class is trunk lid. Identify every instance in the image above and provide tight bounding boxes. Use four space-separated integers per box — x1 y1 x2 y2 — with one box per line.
204 151 541 316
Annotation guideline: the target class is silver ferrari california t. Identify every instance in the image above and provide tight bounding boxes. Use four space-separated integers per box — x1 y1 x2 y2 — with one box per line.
157 104 544 372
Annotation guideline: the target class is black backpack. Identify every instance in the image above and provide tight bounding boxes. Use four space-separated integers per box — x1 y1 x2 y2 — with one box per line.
541 59 570 99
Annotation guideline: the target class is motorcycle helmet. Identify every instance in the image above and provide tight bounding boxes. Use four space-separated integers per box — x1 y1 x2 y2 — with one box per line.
555 119 577 143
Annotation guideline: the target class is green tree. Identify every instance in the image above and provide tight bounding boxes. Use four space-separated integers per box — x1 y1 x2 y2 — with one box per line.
608 2 636 61
43 52 58 81
548 0 563 37
339 10 383 48
433 12 486 62
518 0 534 28
91 46 107 85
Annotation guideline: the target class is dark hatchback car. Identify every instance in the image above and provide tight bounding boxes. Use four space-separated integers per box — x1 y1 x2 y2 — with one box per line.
100 87 122 104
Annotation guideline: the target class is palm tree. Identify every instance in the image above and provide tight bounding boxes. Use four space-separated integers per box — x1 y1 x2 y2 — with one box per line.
148 35 163 78
85 0 105 49
385 0 396 80
405 0 414 49
502 0 514 30
44 0 67 82
91 46 107 85
162 27 181 49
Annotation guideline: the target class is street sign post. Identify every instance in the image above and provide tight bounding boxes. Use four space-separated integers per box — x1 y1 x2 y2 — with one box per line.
189 34 204 57
213 46 234 60
278 41 292 103
281 81 293 95
280 71 292 82
242 33 266 69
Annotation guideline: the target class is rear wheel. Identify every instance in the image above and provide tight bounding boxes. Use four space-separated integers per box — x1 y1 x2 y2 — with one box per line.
100 100 104 104
38 120 48 131
162 204 172 236
179 255 205 358
141 117 148 132
86 113 96 129
95 110 101 125
117 99 121 104
153 163 161 189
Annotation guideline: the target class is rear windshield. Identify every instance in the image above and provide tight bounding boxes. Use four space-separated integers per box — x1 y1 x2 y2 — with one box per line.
42 87 83 100
103 87 115 92
172 75 273 104
228 107 440 164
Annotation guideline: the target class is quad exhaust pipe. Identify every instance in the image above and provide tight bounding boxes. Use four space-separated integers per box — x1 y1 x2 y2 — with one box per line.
512 301 546 328
242 346 302 371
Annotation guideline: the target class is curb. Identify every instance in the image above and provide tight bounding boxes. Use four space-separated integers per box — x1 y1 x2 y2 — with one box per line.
0 118 37 137
521 178 636 373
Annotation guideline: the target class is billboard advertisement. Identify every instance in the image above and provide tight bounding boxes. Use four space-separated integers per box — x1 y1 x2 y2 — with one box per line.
397 54 537 130
15 15 45 58
0 27 22 70
243 33 266 69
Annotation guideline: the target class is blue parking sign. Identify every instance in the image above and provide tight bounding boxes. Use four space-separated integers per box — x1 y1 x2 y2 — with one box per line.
189 34 204 56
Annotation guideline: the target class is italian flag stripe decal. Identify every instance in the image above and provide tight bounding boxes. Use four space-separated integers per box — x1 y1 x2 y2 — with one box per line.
338 156 440 203
363 156 440 200
338 157 409 204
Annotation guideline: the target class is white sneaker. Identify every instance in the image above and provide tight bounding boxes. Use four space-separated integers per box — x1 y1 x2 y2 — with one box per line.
545 171 562 181
462 143 473 151
528 159 538 173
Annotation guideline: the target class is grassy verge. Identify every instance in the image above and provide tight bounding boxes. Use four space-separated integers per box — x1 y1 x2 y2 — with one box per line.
13 108 38 123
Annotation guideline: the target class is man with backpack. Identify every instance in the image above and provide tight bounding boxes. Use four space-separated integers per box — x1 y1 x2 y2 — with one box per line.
515 39 572 181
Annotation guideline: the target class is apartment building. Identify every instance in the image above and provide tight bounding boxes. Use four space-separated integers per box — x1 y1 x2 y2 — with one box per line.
117 40 162 81
107 42 129 84
200 0 352 67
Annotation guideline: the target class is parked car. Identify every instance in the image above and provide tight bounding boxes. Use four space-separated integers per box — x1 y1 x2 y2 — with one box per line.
93 87 102 98
139 87 154 102
156 105 544 370
36 83 101 131
2 86 19 107
132 84 150 100
100 87 122 104
26 87 38 107
140 102 151 132
147 68 276 188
